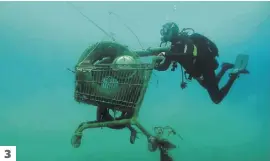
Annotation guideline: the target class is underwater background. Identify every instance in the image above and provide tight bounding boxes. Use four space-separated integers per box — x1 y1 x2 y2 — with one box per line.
0 1 270 161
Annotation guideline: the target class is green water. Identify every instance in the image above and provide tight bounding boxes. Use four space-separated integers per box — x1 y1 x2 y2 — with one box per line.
0 1 269 161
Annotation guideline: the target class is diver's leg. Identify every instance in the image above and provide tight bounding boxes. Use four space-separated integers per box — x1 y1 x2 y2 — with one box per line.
216 63 234 84
196 77 207 89
202 70 232 104
202 69 239 104
195 60 234 89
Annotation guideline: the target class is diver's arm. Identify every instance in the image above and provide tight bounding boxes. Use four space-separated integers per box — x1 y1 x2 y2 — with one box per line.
170 35 194 56
153 56 172 71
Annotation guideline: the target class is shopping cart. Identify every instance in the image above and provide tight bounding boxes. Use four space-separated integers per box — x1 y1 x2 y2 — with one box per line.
70 41 176 160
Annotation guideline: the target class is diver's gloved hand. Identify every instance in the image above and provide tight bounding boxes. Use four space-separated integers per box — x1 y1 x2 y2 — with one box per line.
153 55 166 67
158 52 166 57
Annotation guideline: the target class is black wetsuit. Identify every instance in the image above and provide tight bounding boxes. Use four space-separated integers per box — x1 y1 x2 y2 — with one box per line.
155 33 238 104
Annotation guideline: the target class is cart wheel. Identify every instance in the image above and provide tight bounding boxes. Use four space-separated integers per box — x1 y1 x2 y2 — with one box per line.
130 132 136 144
147 136 158 152
160 148 173 161
129 127 138 144
161 153 173 161
71 135 82 148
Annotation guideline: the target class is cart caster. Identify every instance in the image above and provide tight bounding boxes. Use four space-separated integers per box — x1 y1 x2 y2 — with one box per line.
160 147 173 161
148 136 158 152
71 134 82 148
161 152 173 161
130 129 137 144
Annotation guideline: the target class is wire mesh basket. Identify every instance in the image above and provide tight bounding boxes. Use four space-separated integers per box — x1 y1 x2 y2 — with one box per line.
74 63 153 111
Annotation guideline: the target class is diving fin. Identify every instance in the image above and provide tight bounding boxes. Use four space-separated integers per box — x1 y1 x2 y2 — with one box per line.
231 54 250 74
234 54 249 71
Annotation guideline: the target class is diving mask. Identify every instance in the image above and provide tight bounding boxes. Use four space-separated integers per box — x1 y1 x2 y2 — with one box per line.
160 22 179 42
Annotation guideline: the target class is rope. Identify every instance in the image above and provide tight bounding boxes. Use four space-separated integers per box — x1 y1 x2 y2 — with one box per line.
67 2 116 42
153 126 183 140
108 11 144 50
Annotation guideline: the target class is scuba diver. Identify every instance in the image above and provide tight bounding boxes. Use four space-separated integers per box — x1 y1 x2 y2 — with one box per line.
153 22 249 104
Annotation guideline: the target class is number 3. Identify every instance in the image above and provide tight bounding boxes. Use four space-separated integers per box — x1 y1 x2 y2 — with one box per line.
4 150 11 158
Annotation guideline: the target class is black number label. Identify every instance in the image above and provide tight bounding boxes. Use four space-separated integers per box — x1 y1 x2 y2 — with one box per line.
4 149 11 158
